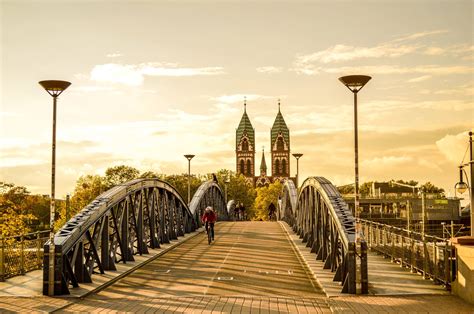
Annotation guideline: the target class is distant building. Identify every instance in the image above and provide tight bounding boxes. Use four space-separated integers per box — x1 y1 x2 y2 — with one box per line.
235 99 295 187
370 182 419 198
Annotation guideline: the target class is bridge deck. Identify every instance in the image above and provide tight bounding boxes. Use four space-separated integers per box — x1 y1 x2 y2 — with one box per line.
0 221 472 313
57 221 329 312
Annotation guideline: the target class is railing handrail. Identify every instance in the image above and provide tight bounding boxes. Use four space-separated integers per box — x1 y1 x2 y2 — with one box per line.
52 178 192 254
1 230 50 241
359 219 446 242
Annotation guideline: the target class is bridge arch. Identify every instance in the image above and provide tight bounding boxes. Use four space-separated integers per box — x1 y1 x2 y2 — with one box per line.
279 176 367 294
278 179 297 222
44 178 227 295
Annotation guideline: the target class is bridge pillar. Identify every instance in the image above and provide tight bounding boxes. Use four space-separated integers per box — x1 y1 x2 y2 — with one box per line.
43 243 68 295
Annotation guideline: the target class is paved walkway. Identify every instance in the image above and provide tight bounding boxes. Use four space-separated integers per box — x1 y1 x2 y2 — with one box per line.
0 221 472 313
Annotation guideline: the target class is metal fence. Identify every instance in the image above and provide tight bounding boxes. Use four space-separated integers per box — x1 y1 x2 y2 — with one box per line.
360 219 455 289
0 230 49 281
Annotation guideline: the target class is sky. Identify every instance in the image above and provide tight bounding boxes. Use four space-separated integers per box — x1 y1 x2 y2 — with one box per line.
1 0 473 198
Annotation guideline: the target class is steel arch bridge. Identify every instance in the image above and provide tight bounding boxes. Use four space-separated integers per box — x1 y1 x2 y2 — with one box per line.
43 179 229 295
279 176 368 294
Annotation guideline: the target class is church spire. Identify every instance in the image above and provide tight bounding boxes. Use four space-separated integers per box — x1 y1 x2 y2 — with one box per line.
244 96 247 112
260 146 267 176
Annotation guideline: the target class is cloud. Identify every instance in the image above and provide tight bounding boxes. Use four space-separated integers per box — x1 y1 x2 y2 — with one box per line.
106 52 122 58
0 111 19 118
70 85 117 93
320 64 473 75
211 94 274 104
363 99 473 113
296 43 418 66
91 64 144 86
407 75 432 83
90 63 225 86
436 131 471 163
391 30 448 42
294 30 447 69
361 156 414 167
424 47 445 56
256 66 283 73
292 29 473 75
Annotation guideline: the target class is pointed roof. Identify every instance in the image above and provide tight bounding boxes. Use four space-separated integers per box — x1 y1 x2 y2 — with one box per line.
260 147 267 175
236 98 255 148
271 99 289 145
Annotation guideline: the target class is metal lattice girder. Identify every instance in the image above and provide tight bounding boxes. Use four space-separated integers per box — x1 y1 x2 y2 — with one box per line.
279 176 368 294
43 179 228 296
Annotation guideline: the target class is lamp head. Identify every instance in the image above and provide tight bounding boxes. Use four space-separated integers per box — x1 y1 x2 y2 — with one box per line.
456 166 468 194
292 153 303 159
455 181 468 194
339 75 371 93
184 154 195 161
39 80 71 97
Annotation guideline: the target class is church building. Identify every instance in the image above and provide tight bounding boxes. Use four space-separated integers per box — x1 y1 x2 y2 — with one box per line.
235 99 296 187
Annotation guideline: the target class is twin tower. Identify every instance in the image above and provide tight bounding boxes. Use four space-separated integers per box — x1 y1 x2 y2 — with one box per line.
235 99 295 187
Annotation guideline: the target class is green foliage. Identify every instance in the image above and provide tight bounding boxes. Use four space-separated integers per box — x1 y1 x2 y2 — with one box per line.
253 181 282 221
104 165 140 188
337 184 354 194
0 182 36 237
163 174 204 201
217 171 256 219
394 179 419 186
140 171 161 179
421 181 445 194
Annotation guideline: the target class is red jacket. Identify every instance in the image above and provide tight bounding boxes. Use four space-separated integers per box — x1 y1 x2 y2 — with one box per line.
201 210 217 223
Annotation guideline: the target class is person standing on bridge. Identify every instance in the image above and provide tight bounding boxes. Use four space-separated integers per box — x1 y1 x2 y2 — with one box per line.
201 206 217 241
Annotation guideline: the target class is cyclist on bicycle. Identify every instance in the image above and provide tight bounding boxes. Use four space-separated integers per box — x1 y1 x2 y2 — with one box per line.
201 206 217 241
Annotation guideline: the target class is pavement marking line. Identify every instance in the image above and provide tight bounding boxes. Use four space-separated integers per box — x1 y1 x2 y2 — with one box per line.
203 222 244 295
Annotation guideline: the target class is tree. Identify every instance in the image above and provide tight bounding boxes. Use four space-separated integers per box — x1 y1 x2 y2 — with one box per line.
104 165 140 188
226 173 256 219
0 182 35 237
421 181 445 194
140 171 161 179
253 181 282 221
164 174 203 201
337 184 354 195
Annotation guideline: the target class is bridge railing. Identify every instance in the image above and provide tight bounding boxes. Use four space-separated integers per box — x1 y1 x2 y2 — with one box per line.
0 230 49 281
280 177 368 294
361 219 454 289
43 178 226 295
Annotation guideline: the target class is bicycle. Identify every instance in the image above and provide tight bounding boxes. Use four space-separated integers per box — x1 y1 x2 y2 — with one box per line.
205 221 215 245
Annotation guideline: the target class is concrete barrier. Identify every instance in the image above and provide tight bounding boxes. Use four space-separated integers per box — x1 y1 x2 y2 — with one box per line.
452 238 474 304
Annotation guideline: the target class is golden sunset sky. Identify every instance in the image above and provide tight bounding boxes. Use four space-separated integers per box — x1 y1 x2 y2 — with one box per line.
1 0 473 197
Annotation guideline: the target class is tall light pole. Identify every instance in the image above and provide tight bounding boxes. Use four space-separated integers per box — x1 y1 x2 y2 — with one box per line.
455 131 473 236
292 153 303 189
339 75 371 241
184 154 195 204
224 177 230 204
39 80 71 296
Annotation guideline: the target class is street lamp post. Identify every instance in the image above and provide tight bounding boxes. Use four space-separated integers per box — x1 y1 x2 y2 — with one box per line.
224 178 230 204
455 131 473 236
339 75 371 240
39 80 71 296
184 154 195 205
292 153 303 189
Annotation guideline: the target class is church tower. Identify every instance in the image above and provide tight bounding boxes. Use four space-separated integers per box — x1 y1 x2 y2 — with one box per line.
236 99 255 181
271 100 290 181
